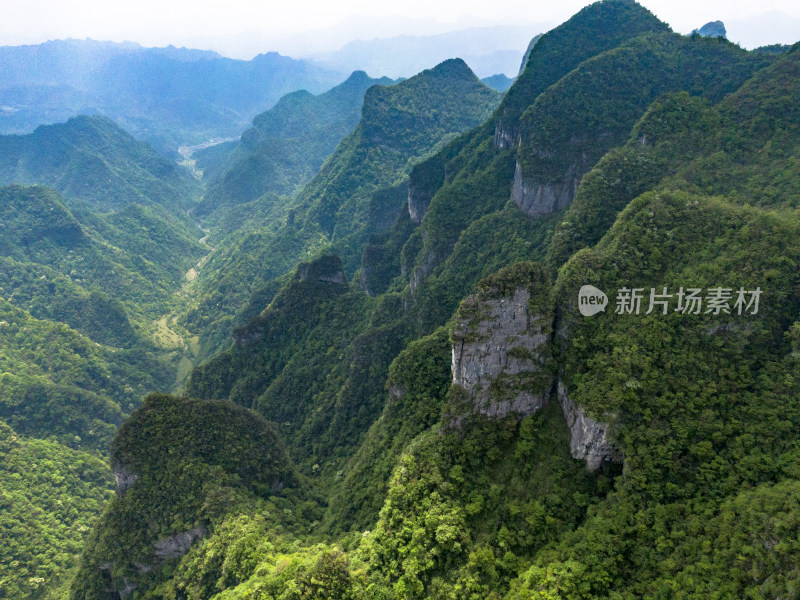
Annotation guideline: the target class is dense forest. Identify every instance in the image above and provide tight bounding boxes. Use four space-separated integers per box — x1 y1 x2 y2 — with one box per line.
1 1 800 598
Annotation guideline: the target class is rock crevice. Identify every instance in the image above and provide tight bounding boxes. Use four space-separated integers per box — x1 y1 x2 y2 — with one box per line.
154 527 206 561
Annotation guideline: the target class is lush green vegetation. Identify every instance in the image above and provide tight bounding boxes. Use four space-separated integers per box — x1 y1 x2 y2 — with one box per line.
197 71 394 215
0 116 201 210
325 327 453 530
182 59 501 356
0 419 113 600
4 2 800 599
495 0 670 144
515 32 768 184
71 4 800 598
186 254 409 473
547 43 800 270
69 394 306 598
536 190 800 598
0 112 207 596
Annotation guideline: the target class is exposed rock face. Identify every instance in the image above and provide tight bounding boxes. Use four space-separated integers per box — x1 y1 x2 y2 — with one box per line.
359 263 375 297
408 187 431 225
407 155 445 224
693 20 726 38
154 527 206 561
99 562 134 599
296 255 345 285
97 528 205 598
444 263 621 471
408 249 437 295
493 118 517 149
557 381 619 472
113 463 137 497
117 578 137 600
232 322 267 346
318 271 345 284
511 161 581 216
449 273 553 423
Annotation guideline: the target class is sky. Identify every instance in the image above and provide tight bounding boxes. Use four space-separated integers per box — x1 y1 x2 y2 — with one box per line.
1 0 799 56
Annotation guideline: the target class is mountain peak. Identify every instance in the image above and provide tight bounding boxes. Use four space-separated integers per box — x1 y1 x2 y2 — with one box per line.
359 57 497 152
344 70 371 83
693 20 727 38
0 116 199 210
495 0 669 147
425 57 477 82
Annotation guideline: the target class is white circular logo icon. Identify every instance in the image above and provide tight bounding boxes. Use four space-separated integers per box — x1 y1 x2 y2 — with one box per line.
578 285 608 316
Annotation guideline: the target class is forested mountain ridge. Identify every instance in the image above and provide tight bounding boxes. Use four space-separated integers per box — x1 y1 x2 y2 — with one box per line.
196 70 394 216
0 115 201 210
0 185 203 320
181 58 501 357
0 117 208 596
0 51 499 599
69 1 800 599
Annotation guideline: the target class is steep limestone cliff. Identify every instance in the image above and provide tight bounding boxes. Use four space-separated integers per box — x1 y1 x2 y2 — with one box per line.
511 160 583 216
407 153 446 224
446 263 554 426
444 262 620 473
557 381 619 472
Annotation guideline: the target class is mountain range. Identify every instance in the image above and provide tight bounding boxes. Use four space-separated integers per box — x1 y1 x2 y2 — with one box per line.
1 2 800 599
0 39 344 153
306 25 546 78
194 70 395 216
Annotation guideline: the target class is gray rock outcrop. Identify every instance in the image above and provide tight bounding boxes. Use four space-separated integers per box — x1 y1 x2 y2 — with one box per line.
449 266 554 423
296 255 345 285
154 527 206 561
408 175 437 225
557 381 619 472
511 161 581 216
693 21 726 38
113 463 137 497
443 263 622 471
493 118 517 149
97 528 205 598
407 152 446 224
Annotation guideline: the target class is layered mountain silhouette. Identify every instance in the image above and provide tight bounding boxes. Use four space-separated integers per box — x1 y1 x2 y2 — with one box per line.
0 39 344 153
1 2 800 599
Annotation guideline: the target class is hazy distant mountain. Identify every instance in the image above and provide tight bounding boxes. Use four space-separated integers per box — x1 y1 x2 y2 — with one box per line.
307 25 547 78
177 16 554 59
0 39 344 153
725 11 800 48
481 73 514 91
